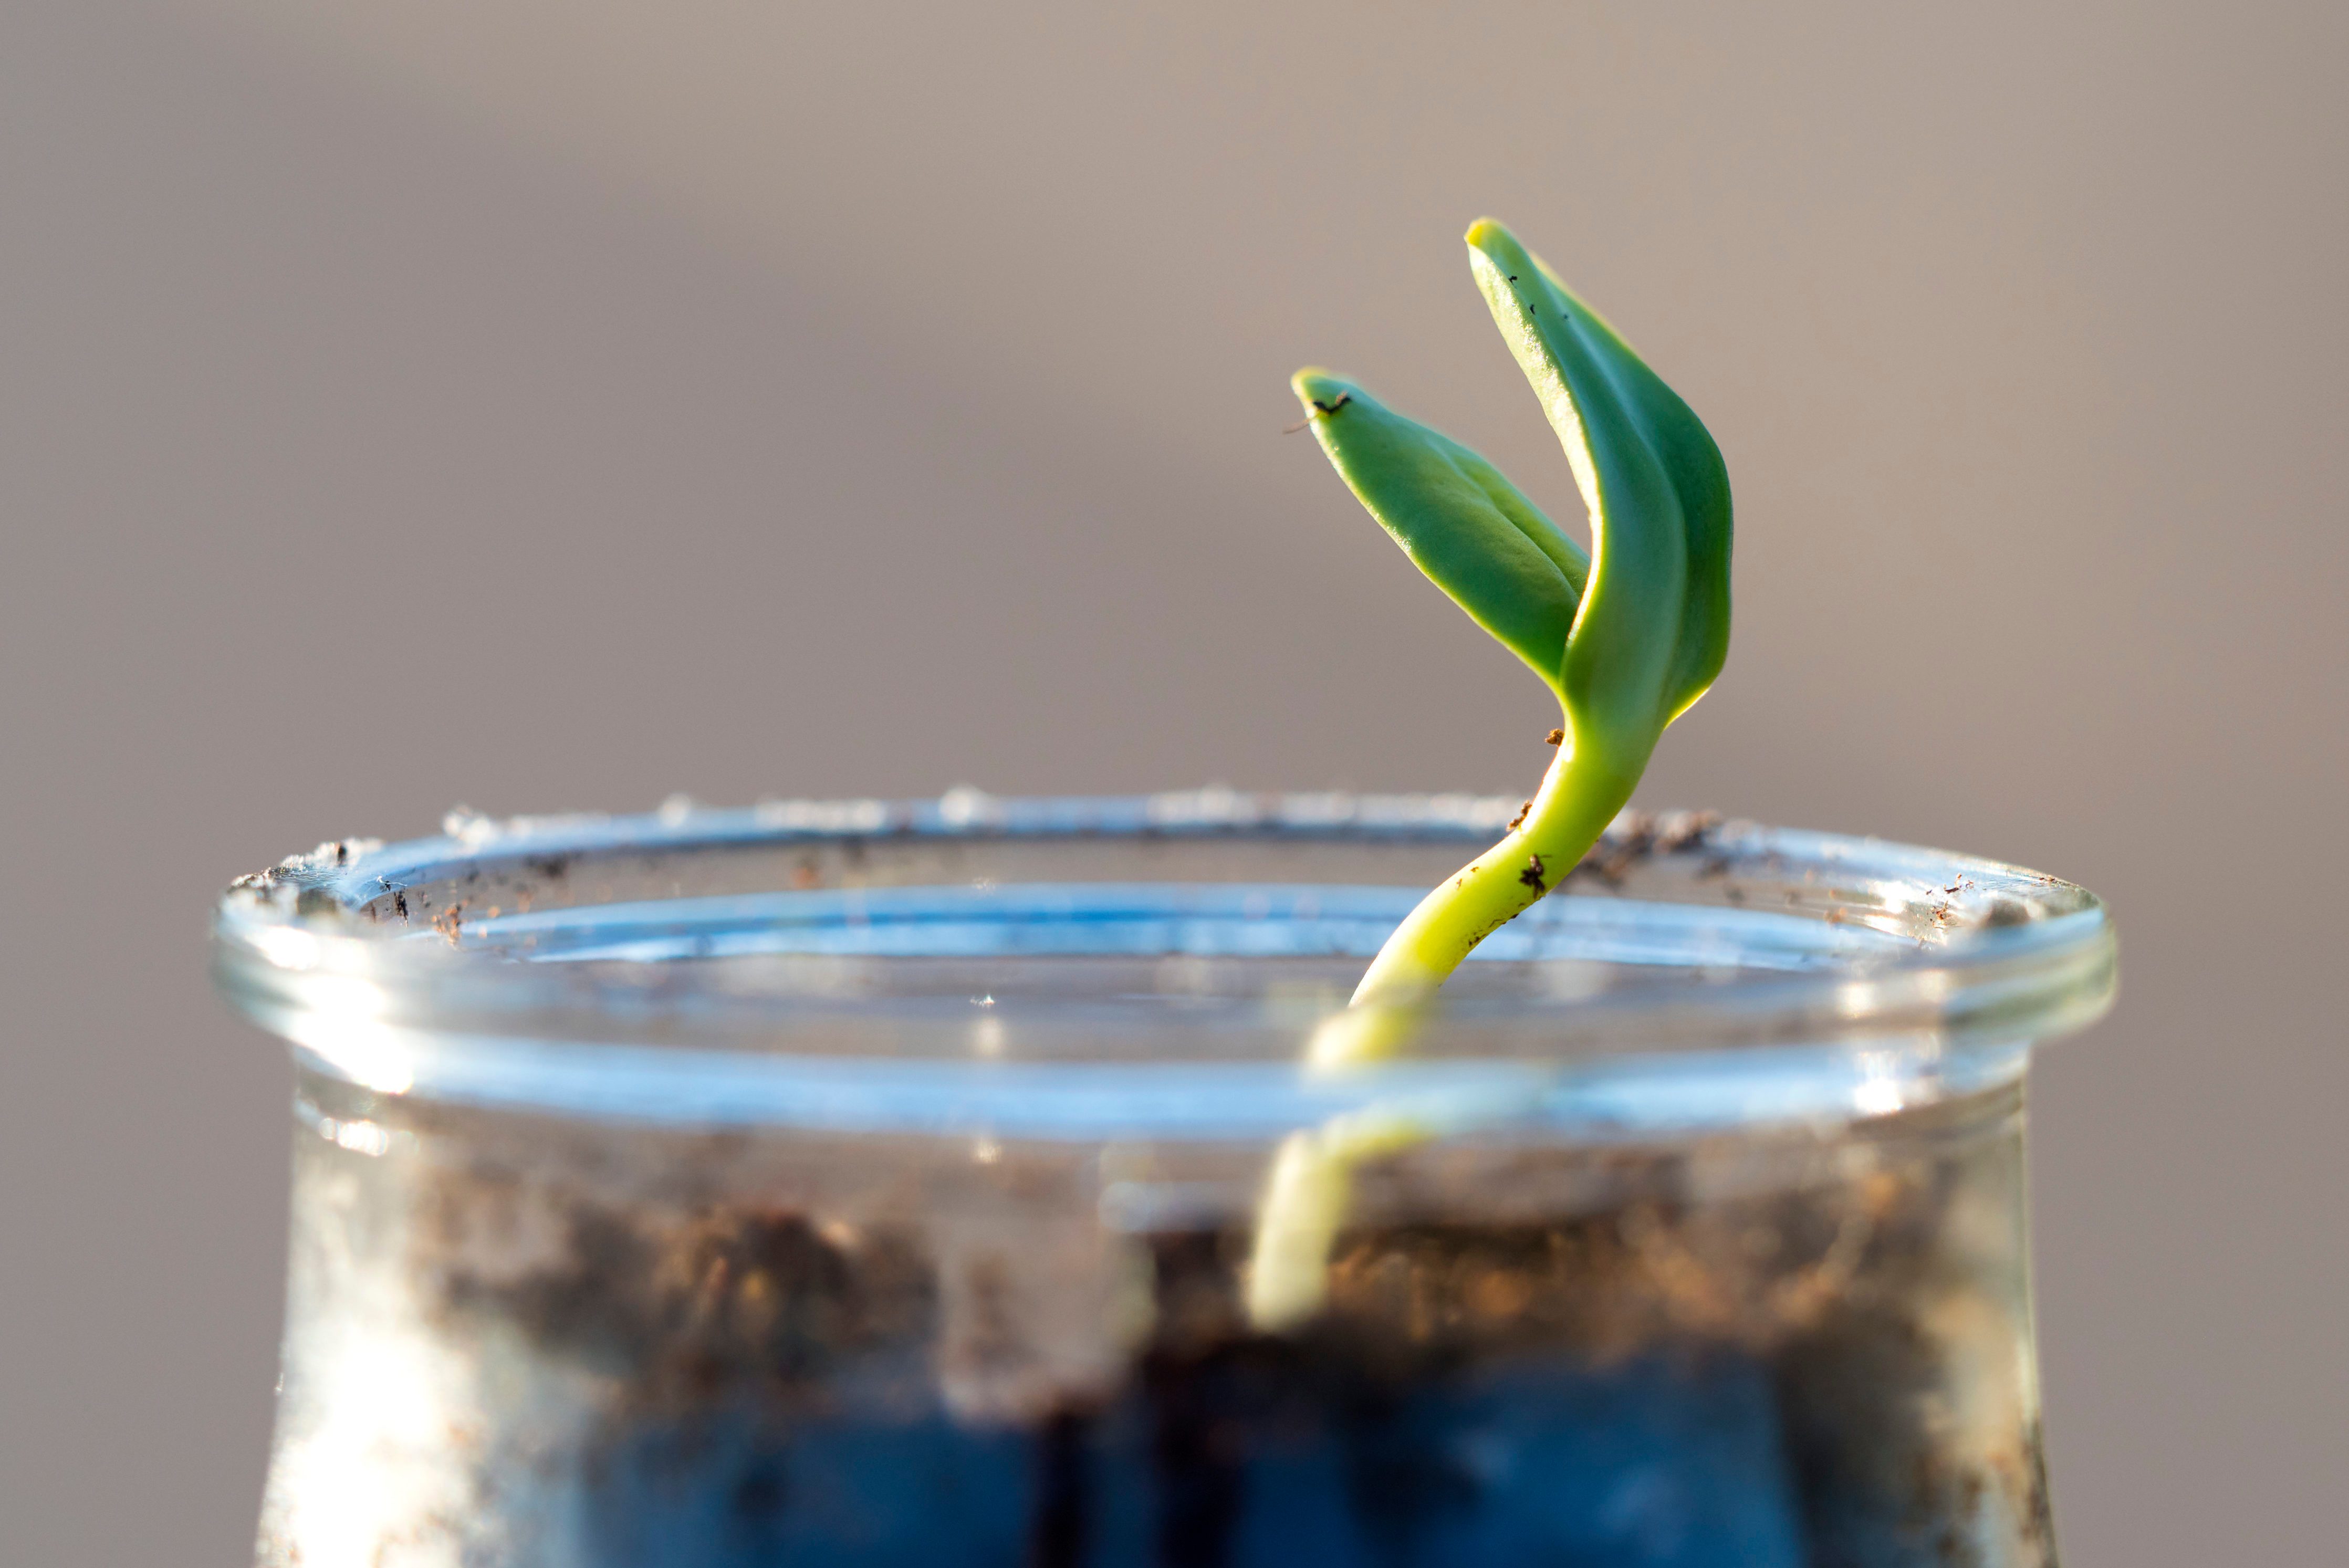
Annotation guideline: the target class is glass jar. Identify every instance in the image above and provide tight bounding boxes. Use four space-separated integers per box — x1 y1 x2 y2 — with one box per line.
213 790 2115 1568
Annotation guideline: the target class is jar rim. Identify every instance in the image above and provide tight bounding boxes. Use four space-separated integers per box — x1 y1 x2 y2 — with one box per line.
212 790 2115 1140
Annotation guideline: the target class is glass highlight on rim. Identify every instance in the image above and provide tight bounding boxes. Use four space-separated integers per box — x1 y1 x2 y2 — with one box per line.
212 791 2115 1143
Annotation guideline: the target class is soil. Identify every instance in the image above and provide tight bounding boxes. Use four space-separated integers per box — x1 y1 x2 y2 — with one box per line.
320 1087 2055 1568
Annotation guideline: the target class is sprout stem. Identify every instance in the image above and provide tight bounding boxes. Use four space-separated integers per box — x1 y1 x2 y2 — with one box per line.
1338 725 1640 1029
1246 730 1637 1327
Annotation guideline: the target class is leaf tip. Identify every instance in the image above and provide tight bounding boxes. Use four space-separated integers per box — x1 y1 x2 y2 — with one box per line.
1290 368 1359 418
1463 216 1508 249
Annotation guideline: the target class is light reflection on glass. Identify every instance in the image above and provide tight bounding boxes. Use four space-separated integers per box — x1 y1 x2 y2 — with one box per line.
272 1304 466 1567
284 975 414 1094
253 926 323 971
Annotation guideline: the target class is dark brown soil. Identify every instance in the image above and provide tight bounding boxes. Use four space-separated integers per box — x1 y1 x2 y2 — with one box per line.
376 1087 2051 1566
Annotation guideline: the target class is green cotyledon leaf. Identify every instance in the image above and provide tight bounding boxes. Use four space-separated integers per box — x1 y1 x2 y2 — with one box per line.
1465 218 1732 764
1291 369 1588 695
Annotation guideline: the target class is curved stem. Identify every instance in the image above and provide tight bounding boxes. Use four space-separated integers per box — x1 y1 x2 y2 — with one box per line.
1246 719 1643 1326
1330 719 1643 1046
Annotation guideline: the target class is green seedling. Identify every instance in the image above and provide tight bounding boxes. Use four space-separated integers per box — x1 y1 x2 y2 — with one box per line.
1247 218 1732 1327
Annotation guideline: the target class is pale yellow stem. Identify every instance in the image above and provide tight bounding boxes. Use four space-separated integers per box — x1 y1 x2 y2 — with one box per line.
1246 724 1644 1327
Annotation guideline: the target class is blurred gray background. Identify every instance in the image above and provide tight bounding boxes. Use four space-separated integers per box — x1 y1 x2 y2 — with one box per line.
4 2 2343 1561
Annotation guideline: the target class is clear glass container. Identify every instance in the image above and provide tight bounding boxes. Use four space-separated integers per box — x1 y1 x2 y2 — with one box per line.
213 791 2115 1568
